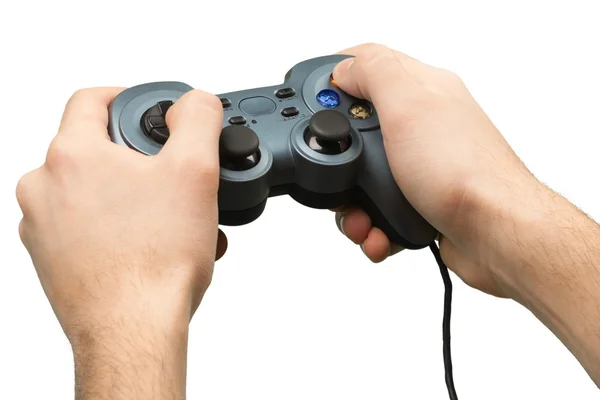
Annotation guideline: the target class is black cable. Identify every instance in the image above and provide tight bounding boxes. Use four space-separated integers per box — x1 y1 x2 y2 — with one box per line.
429 242 459 400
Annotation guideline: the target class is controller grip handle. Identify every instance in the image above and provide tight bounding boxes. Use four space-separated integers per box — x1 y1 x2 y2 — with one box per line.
357 132 437 249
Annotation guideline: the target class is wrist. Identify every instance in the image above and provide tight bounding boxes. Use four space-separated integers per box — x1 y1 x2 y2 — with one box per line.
72 330 189 400
67 281 194 346
471 176 600 382
69 292 191 400
61 260 208 340
453 170 553 298
463 171 599 302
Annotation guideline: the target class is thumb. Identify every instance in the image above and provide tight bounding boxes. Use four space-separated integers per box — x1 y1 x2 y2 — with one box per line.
332 44 414 104
160 89 223 166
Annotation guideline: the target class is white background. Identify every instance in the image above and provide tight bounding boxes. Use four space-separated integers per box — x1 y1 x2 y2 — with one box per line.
1 1 599 399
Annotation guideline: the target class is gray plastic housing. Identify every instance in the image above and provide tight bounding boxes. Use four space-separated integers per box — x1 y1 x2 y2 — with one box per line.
108 55 437 249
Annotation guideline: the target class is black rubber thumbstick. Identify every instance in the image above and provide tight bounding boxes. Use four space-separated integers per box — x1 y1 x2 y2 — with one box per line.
219 125 260 171
141 101 173 144
309 110 351 142
305 110 352 155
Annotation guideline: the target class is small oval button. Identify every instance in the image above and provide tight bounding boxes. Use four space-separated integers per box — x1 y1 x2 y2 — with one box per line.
281 107 299 117
275 87 296 99
228 116 247 125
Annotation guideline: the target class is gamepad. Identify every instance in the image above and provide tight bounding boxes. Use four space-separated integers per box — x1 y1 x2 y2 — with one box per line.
108 55 458 397
108 55 437 249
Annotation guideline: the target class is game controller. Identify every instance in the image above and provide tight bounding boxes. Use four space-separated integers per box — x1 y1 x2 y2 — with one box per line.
108 55 437 249
108 55 458 397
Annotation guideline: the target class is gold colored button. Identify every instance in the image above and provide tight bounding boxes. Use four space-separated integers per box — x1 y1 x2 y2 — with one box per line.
330 73 339 88
349 103 372 119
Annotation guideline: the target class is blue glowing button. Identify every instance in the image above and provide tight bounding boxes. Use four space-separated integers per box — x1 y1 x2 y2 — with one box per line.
316 89 340 108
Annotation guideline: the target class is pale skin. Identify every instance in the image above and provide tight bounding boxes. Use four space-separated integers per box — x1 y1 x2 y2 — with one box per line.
16 43 600 398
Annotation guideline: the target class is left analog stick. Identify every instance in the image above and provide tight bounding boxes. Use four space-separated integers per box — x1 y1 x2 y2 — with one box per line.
141 100 173 144
219 125 260 171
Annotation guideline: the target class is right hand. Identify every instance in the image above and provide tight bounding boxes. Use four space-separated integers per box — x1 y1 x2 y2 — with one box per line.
331 43 544 298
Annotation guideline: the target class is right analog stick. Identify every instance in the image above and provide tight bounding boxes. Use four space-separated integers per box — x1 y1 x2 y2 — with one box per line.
219 125 260 171
306 110 352 155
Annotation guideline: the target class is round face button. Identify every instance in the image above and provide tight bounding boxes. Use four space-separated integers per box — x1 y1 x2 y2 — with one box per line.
316 89 340 108
349 103 372 119
329 73 340 88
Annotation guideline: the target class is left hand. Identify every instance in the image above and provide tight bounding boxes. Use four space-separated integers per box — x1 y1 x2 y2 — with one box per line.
16 88 228 344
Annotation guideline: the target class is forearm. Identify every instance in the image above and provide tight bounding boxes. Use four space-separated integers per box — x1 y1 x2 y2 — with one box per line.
480 177 600 384
68 289 193 400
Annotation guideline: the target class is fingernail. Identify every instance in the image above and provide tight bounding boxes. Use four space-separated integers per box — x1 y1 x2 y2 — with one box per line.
335 212 346 236
388 244 405 257
360 243 367 256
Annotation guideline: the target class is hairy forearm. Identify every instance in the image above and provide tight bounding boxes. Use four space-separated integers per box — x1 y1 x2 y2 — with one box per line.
483 178 600 384
68 291 192 399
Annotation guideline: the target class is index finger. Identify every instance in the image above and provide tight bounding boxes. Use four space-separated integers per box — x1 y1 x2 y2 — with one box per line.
58 87 125 139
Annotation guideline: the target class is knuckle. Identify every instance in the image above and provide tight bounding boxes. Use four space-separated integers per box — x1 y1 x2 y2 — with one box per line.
201 92 223 114
358 42 389 54
168 91 223 127
438 68 465 86
67 88 94 106
359 45 393 68
18 219 28 247
442 68 461 81
45 136 76 169
16 172 35 210
353 46 400 91
184 91 222 115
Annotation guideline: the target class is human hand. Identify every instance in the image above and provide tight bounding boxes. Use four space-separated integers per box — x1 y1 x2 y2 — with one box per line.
331 44 544 298
16 88 227 342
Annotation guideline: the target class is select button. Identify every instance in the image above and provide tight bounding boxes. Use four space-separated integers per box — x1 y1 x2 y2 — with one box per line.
281 107 299 117
228 116 247 125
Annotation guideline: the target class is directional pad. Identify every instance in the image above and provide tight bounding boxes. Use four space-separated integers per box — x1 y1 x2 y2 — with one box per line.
141 100 173 144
